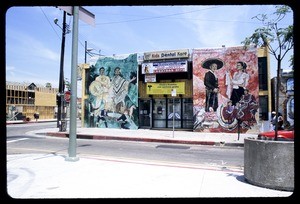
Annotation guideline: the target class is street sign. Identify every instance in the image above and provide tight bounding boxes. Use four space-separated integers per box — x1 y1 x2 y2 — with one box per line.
58 6 95 26
64 91 71 103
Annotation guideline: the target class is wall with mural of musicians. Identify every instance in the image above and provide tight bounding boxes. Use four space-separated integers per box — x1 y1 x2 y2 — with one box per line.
84 53 138 129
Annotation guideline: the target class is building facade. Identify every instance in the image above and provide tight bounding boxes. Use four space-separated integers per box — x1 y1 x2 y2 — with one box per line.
271 70 294 128
6 81 58 121
80 45 273 134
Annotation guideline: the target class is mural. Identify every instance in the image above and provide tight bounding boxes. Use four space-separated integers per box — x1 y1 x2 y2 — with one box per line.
84 53 138 129
192 46 259 133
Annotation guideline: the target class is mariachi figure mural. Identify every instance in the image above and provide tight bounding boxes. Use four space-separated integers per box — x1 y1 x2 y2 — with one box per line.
192 46 259 133
84 53 138 129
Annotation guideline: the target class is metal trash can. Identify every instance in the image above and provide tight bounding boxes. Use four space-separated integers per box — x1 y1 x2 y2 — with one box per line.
59 120 67 132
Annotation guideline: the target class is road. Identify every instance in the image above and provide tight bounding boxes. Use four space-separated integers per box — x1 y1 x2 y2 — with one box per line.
6 121 244 171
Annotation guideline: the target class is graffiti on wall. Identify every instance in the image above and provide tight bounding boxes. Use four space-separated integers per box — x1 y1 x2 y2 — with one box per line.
192 46 259 133
84 53 138 129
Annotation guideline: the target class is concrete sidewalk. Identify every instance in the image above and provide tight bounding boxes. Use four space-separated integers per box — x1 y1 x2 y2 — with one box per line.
6 153 293 199
8 118 255 146
6 120 295 199
40 127 253 147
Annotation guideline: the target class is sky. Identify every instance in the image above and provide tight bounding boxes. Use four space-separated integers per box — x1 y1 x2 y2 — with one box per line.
5 5 294 96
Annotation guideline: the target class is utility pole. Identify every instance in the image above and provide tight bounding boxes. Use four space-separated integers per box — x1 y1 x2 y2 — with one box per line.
56 11 67 130
57 6 95 162
85 40 87 63
66 6 79 161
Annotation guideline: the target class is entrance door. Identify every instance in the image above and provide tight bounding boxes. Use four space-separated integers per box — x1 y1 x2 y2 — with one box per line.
139 99 151 128
167 98 181 128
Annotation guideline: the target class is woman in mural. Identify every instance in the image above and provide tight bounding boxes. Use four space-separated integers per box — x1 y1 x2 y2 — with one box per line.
222 100 238 124
202 58 224 112
236 88 258 129
216 99 239 131
227 61 250 106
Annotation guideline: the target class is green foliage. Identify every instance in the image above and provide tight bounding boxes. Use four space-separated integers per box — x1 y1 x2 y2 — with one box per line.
241 5 293 67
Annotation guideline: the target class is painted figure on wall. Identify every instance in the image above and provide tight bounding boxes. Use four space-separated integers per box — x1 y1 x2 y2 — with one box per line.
202 58 224 112
192 46 259 133
85 53 138 129
226 61 250 105
89 67 112 116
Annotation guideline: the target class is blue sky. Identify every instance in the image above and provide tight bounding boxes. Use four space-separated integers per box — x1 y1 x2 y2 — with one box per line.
5 5 294 95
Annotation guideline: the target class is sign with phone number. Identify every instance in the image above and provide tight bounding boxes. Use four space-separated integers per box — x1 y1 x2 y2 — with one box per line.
146 82 185 95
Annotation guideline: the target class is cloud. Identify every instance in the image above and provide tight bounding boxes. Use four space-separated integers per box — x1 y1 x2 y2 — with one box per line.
179 6 252 48
6 66 15 71
6 28 60 62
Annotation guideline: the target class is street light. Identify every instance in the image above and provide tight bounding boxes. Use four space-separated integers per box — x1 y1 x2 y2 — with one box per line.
85 41 103 63
55 11 71 131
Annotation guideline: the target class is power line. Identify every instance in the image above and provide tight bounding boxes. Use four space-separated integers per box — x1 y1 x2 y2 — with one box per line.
39 7 61 40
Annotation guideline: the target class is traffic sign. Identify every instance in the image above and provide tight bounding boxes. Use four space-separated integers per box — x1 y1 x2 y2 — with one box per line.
58 6 95 26
64 91 71 103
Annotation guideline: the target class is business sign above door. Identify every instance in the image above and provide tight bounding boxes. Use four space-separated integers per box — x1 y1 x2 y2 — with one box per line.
144 49 189 61
146 82 185 95
142 60 188 74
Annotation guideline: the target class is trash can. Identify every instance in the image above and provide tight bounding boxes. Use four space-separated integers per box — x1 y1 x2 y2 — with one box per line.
59 120 67 132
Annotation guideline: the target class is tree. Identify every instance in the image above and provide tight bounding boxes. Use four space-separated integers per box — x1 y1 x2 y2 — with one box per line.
45 82 52 89
241 5 294 140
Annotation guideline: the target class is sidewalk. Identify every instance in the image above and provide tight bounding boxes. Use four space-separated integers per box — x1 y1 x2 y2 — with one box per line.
7 153 293 199
6 119 295 199
9 119 256 147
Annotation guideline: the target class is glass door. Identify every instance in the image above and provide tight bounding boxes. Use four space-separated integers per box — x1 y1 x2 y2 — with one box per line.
138 99 151 128
167 98 181 128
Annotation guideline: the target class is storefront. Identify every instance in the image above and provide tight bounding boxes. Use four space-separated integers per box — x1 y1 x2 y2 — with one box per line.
81 45 269 134
138 49 194 130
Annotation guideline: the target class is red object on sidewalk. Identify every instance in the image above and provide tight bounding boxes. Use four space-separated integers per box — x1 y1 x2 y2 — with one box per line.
258 130 294 140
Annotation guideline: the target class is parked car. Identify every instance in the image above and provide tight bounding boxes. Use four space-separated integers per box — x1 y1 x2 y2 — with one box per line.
257 129 294 141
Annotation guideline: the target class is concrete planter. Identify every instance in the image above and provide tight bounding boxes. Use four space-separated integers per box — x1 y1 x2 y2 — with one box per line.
244 138 294 191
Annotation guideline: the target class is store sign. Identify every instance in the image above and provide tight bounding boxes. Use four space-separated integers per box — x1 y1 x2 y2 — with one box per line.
144 74 156 82
146 82 185 95
142 60 188 74
144 49 189 60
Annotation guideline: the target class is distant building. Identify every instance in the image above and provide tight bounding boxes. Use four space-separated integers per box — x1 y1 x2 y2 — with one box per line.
6 81 58 121
271 69 294 128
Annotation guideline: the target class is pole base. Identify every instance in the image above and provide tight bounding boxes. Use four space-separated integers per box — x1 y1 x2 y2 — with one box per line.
65 156 79 162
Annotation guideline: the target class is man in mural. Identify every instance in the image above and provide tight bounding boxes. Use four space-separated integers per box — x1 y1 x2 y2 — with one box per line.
202 58 224 112
96 108 108 128
116 109 130 129
226 61 250 106
89 67 112 118
125 72 138 120
111 67 136 113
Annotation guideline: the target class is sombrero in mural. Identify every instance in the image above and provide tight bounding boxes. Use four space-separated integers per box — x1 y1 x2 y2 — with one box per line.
201 58 224 69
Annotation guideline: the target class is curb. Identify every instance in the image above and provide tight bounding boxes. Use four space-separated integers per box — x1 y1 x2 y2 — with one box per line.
6 120 57 125
39 132 244 147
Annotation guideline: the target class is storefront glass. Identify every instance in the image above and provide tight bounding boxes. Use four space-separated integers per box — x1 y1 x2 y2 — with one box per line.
151 98 193 129
153 98 166 128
